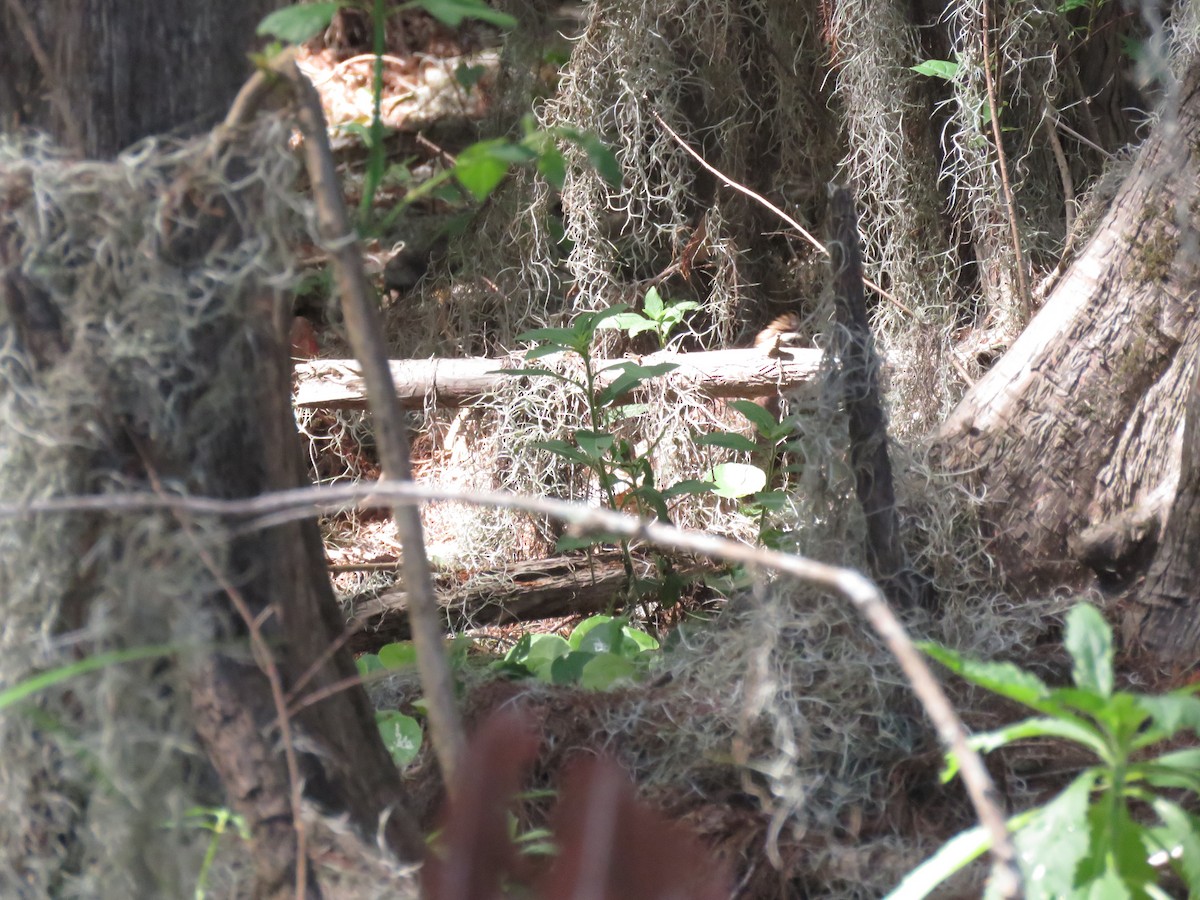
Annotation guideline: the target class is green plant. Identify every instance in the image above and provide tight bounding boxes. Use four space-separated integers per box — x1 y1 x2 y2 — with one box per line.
509 302 710 603
257 5 618 235
601 286 700 349
356 646 425 766
892 603 1200 899
182 806 249 900
698 398 796 544
493 615 661 690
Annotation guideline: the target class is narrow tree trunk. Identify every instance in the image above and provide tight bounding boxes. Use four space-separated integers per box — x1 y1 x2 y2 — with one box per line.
829 186 929 608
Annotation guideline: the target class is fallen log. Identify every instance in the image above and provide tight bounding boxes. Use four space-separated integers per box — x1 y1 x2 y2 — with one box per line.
294 346 822 410
343 551 714 653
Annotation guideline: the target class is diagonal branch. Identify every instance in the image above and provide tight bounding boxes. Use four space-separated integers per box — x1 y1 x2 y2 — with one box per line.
1 480 1021 898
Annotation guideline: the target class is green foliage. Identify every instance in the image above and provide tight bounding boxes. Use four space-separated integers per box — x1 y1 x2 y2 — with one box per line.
494 615 660 689
510 298 709 604
0 643 185 712
600 286 700 349
258 5 616 236
698 398 796 542
893 604 1200 899
910 58 960 81
182 807 249 900
375 708 423 766
256 2 342 43
256 0 515 45
356 644 424 767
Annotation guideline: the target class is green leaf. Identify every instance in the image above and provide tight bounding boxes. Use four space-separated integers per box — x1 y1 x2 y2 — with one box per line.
356 653 383 678
1139 748 1200 791
910 58 960 81
596 361 678 407
549 651 595 684
643 286 664 318
919 642 1055 710
375 710 423 767
256 3 340 42
518 326 580 347
1065 603 1114 698
728 398 781 435
559 131 622 187
378 642 417 670
1013 770 1100 899
705 462 767 499
454 139 536 200
1081 796 1156 894
574 429 615 459
0 642 188 712
570 617 625 653
536 146 567 190
599 312 655 335
555 532 613 552
520 634 572 680
885 823 992 900
1146 797 1200 893
958 715 1107 765
662 479 716 499
531 439 596 468
621 626 659 651
454 62 487 89
696 432 760 454
1131 693 1200 743
409 0 518 28
580 652 640 689
754 490 791 512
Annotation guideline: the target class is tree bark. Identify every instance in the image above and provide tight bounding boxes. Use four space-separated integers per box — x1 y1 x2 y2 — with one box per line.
1123 357 1200 662
937 58 1200 598
829 187 929 609
1 0 282 157
2 3 426 894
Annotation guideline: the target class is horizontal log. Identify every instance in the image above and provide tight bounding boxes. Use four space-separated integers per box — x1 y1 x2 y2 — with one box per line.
343 551 713 653
294 346 822 410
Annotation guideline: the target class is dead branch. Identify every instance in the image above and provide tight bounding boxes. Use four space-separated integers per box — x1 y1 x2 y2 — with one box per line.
278 59 467 787
343 552 715 654
293 346 822 410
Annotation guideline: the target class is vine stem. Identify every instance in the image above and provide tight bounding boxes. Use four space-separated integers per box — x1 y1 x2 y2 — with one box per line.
981 0 1034 320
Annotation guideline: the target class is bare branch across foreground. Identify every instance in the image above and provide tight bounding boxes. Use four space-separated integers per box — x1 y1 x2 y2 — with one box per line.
0 481 1019 896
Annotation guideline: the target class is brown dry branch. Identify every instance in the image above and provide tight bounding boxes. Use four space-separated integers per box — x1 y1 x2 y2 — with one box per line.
274 54 467 787
342 551 714 654
651 110 914 318
0 481 1021 897
980 0 1033 321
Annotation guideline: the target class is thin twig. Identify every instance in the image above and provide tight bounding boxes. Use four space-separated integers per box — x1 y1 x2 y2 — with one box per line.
279 60 466 787
981 0 1034 320
1 479 1021 898
651 111 914 318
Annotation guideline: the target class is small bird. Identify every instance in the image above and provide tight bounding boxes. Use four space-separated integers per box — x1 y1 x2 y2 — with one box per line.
753 312 803 355
751 312 803 420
